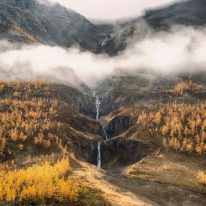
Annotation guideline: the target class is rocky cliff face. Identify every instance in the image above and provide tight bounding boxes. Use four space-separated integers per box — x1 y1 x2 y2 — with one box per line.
101 137 148 167
107 116 135 138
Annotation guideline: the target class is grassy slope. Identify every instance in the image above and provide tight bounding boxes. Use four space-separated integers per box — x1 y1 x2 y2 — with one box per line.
0 80 111 206
1 79 206 205
98 76 206 195
0 81 100 163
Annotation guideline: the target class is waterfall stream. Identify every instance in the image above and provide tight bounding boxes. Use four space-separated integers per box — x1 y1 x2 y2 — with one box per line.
101 35 113 48
97 142 101 169
95 97 100 121
94 95 108 168
103 126 108 140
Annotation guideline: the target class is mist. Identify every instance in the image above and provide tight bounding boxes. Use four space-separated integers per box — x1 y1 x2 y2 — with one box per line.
37 0 177 20
1 25 206 89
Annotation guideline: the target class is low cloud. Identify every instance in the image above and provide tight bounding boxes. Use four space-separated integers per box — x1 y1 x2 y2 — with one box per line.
0 25 206 89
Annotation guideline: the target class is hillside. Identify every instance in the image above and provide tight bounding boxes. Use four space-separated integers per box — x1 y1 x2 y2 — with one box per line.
0 0 113 52
144 0 206 29
1 0 206 54
111 0 206 52
0 78 206 205
1 0 206 205
0 80 101 163
93 71 206 116
0 80 115 205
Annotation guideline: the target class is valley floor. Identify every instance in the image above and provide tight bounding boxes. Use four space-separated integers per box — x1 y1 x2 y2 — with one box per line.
72 159 206 206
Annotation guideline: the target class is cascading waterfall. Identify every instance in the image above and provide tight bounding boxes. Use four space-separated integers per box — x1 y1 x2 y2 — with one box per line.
103 126 108 140
95 95 101 168
94 94 110 168
97 142 101 169
101 38 107 47
101 35 113 48
96 97 100 121
94 94 109 168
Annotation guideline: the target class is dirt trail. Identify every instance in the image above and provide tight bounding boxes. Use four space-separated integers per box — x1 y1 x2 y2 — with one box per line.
73 162 155 206
73 161 206 206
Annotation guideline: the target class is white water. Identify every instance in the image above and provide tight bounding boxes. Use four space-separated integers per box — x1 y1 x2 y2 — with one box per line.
97 142 101 169
94 95 101 168
95 97 100 121
101 38 107 47
101 35 112 47
103 126 108 140
94 94 109 168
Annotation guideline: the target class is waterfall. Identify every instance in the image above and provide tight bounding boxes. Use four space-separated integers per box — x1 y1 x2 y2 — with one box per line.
101 35 112 48
94 95 101 168
95 97 100 121
97 142 101 169
103 126 108 140
101 38 107 47
94 94 108 168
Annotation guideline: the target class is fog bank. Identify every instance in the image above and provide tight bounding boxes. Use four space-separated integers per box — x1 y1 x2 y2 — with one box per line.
0 26 206 88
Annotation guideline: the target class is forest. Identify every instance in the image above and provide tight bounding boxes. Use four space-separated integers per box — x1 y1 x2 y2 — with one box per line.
0 81 63 160
173 80 202 95
138 102 206 154
0 81 107 205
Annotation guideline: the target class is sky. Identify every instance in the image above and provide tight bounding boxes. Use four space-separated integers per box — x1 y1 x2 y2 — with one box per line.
45 0 176 20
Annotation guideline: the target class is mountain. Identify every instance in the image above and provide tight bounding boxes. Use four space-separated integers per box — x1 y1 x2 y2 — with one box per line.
1 1 206 206
2 0 205 54
144 0 206 29
0 0 113 52
111 0 206 52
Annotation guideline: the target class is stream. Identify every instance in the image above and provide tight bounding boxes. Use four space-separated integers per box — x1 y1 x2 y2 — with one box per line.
94 94 108 168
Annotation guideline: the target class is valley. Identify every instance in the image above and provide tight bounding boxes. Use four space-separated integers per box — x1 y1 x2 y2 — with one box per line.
70 75 206 205
0 73 206 205
91 73 206 205
0 0 206 205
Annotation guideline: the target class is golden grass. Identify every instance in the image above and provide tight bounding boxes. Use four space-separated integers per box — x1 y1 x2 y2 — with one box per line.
13 26 37 42
197 171 206 186
173 80 202 95
0 158 83 204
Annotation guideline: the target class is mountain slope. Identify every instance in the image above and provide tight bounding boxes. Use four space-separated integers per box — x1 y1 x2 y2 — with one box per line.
144 0 206 29
0 81 101 164
0 0 113 52
111 0 206 52
2 0 205 54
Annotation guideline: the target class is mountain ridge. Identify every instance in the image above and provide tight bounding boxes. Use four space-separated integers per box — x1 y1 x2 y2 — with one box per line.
1 0 206 54
0 0 113 52
111 0 206 52
144 0 206 29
